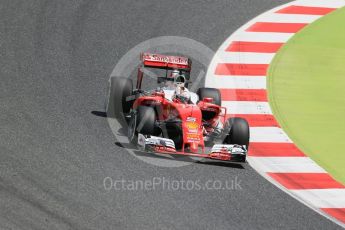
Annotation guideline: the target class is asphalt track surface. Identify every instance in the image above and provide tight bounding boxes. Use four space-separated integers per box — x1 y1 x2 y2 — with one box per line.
1 1 342 229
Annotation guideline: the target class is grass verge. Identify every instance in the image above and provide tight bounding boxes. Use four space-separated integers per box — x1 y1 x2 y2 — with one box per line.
268 7 345 184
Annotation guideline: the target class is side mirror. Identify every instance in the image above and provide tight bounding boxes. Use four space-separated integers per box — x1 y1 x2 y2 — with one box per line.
203 97 213 103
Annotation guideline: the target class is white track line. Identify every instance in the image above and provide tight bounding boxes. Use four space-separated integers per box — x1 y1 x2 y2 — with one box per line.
222 32 294 45
216 52 275 64
292 189 345 208
293 0 345 8
250 127 292 143
258 13 321 23
249 157 326 173
222 101 272 114
205 76 267 89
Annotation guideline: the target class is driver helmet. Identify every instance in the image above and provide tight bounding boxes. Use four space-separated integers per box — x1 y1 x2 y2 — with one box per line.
175 79 191 103
174 73 186 88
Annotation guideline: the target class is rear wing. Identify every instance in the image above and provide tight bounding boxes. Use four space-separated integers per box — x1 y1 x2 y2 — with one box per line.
141 53 191 71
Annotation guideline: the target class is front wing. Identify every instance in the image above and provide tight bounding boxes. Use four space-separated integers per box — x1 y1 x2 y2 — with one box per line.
137 134 247 162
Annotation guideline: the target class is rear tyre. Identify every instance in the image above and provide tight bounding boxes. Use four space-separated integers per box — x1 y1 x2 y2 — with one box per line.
128 106 156 144
197 87 221 106
107 77 133 121
224 117 250 150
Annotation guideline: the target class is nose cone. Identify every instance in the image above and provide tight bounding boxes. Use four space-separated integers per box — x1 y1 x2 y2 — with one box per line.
189 142 199 153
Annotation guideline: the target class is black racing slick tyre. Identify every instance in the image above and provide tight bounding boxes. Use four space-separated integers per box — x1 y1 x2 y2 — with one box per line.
197 87 221 106
224 117 250 150
107 77 133 120
164 123 183 150
128 106 156 144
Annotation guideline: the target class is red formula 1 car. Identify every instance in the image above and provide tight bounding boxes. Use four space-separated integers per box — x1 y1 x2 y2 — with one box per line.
109 53 249 162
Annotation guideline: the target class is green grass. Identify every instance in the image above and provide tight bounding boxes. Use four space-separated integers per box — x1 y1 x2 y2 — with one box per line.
268 7 345 184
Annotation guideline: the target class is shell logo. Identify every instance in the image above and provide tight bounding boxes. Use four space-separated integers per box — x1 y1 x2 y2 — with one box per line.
186 121 199 130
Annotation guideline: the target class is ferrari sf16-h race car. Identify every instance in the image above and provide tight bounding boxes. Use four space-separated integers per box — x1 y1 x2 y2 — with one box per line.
109 53 250 163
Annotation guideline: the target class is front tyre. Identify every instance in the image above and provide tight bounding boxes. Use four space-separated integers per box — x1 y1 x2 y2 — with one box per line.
224 117 250 150
128 106 156 144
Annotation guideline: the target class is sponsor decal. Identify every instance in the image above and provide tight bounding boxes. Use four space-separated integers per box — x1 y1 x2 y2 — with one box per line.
185 119 199 134
185 121 199 130
186 117 196 122
186 133 200 142
143 53 188 65
187 129 198 134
